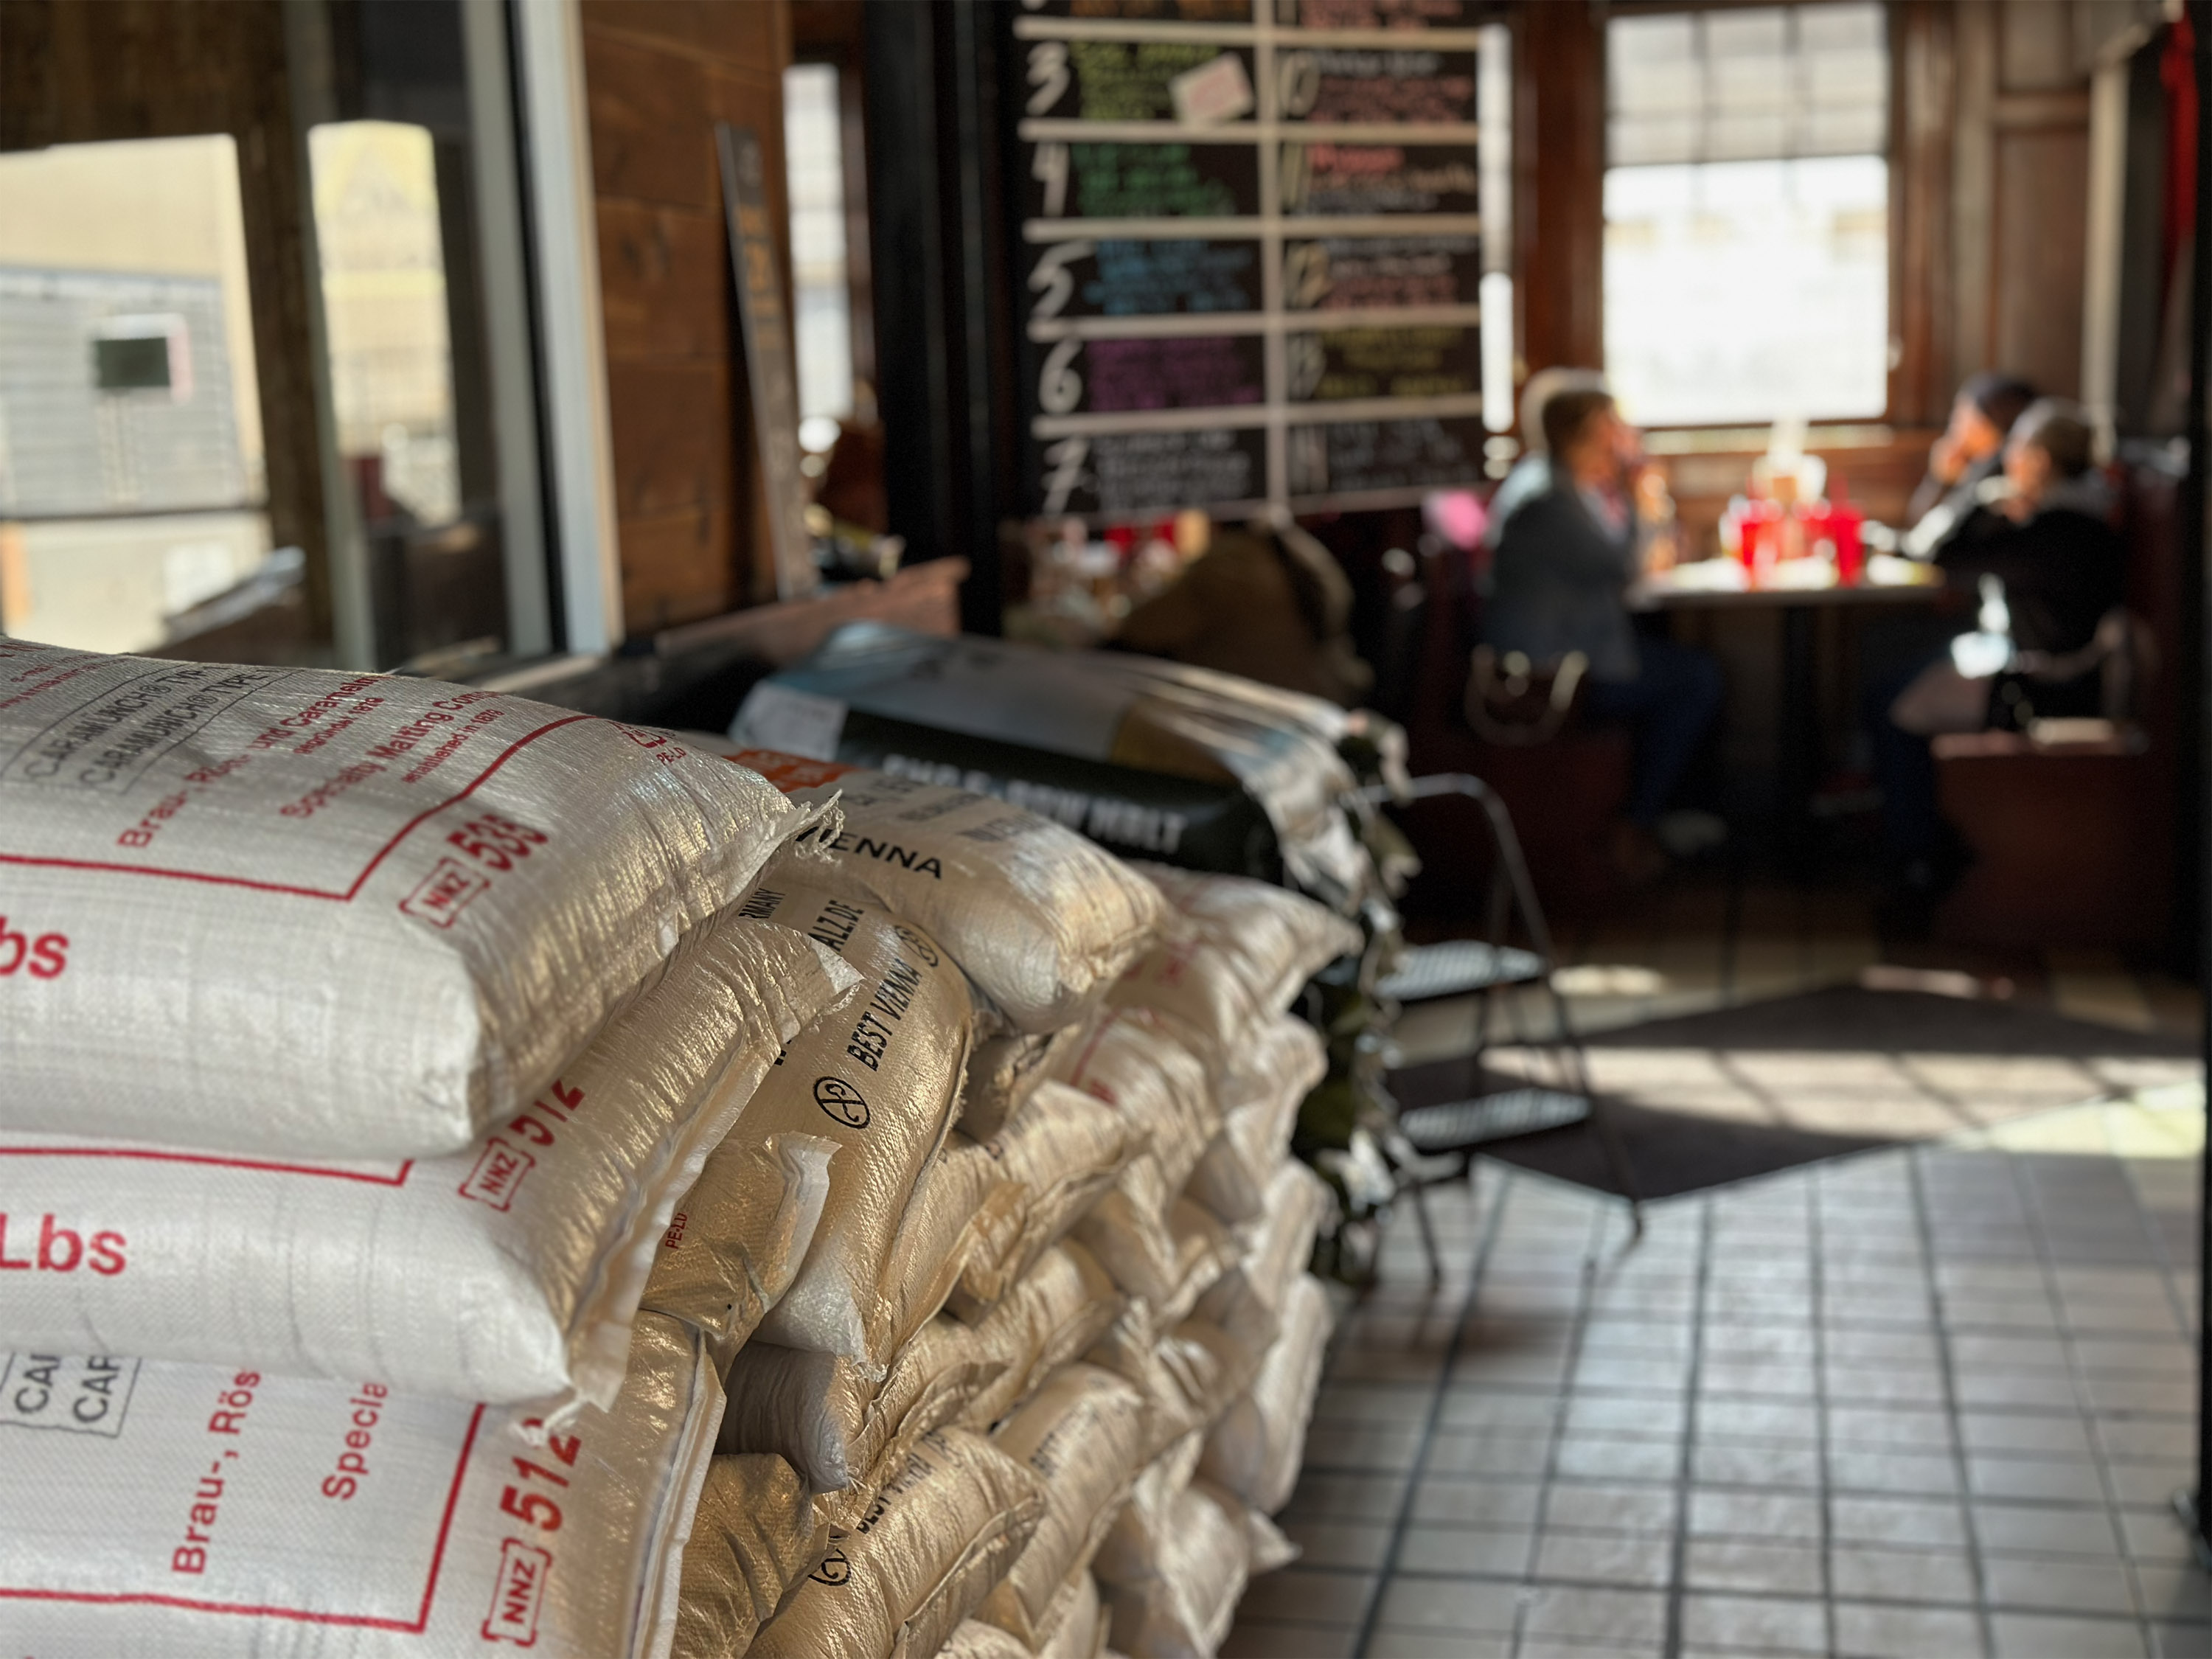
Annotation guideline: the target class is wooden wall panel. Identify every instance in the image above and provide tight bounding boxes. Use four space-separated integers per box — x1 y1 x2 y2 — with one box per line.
1991 125 2090 397
1944 0 2093 403
580 0 791 636
1516 0 1604 381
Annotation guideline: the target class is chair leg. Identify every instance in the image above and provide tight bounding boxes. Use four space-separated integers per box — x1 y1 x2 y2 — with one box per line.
1388 773 1649 1242
1407 1177 1443 1287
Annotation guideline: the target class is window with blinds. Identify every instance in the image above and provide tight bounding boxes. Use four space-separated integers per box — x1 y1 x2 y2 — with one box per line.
1602 4 1891 427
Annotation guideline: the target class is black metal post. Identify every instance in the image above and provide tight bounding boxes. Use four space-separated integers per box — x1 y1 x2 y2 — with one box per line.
2188 0 2212 1566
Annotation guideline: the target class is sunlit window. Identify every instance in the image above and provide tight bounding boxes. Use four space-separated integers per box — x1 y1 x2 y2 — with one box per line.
784 63 854 428
1603 4 1889 428
0 134 274 653
308 120 460 528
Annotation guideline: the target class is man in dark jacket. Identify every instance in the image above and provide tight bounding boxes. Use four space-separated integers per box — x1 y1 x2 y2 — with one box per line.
1901 372 2037 561
1483 389 1722 877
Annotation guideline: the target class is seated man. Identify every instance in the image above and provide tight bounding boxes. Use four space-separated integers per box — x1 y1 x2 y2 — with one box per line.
1482 389 1722 879
1871 398 2126 888
1902 371 2037 560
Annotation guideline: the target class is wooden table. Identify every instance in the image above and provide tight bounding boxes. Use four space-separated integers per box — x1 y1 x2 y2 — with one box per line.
1630 566 1952 866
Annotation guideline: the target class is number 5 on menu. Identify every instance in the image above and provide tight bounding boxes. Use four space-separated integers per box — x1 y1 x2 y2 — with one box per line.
1029 242 1094 321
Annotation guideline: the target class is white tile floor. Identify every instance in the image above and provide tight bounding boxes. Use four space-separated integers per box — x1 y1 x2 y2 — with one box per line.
1227 1093 2208 1659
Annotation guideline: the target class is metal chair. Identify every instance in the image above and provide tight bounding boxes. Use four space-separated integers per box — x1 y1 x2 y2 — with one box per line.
1369 773 1645 1281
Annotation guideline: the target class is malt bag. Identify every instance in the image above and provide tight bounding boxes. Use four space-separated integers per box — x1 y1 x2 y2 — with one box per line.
975 1364 1150 1648
751 1427 1046 1659
731 748 1166 1032
1095 1471 1295 1659
0 919 855 1408
1195 1161 1333 1337
942 1621 1033 1659
0 1311 723 1658
1049 1006 1219 1194
655 882 973 1363
1073 1188 1237 1320
858 1145 1032 1374
959 1023 1081 1139
947 1084 1136 1317
961 1241 1127 1431
643 1133 839 1360
717 1321 1004 1500
1034 1571 1107 1659
1201 1273 1335 1514
673 1453 826 1659
0 641 824 1156
1183 1018 1327 1224
1114 866 1360 1059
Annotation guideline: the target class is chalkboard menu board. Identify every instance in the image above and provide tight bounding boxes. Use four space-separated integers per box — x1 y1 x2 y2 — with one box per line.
1009 0 1499 521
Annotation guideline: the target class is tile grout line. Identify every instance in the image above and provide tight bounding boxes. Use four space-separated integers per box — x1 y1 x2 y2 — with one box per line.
1660 1198 1715 1659
1347 1161 1512 1659
1905 1147 2000 1659
1807 1172 1839 1659
2001 1144 2163 1654
1503 1189 1615 1659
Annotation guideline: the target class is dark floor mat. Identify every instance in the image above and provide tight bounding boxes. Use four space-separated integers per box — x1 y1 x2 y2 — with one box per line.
1388 985 2198 1200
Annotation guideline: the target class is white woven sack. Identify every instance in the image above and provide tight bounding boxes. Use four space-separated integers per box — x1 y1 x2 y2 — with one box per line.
1200 1273 1337 1514
0 642 824 1156
1093 1474 1254 1659
672 1453 825 1659
1085 1295 1272 1470
976 1364 1151 1648
1185 1018 1327 1225
1074 1186 1237 1320
941 1620 1032 1659
961 1240 1126 1433
1050 1006 1220 1194
717 1321 1004 1503
0 1310 723 1658
1034 1570 1108 1659
1115 865 1361 1063
655 881 974 1365
751 1427 1046 1659
1196 1160 1333 1338
0 919 855 1410
728 748 1166 1033
947 1083 1136 1318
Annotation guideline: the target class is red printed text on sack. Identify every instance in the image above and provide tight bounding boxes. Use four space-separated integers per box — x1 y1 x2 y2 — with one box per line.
0 917 68 978
0 1212 124 1273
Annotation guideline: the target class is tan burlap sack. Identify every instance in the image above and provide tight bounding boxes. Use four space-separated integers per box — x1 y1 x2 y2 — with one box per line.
750 1428 1046 1659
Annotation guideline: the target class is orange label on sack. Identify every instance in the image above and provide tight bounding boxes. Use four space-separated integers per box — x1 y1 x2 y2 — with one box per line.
724 748 855 793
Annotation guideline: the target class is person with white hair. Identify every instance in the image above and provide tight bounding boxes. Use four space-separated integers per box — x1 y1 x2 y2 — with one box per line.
1869 397 2126 898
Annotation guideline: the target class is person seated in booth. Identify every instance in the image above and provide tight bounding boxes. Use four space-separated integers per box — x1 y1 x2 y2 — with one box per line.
1481 366 1609 552
1481 388 1723 882
1902 372 2038 560
1870 398 2126 894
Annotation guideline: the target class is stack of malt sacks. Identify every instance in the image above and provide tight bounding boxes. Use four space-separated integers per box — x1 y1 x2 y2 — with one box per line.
0 641 872 1655
1074 864 1358 1658
692 755 1359 1659
0 641 1354 1659
667 752 1166 1659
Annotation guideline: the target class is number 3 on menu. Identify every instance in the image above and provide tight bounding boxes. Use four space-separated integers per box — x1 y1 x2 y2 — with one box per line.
1026 42 1070 115
1032 142 1071 218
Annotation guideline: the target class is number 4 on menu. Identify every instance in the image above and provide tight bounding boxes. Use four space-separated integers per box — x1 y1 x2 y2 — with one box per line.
1033 142 1071 218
